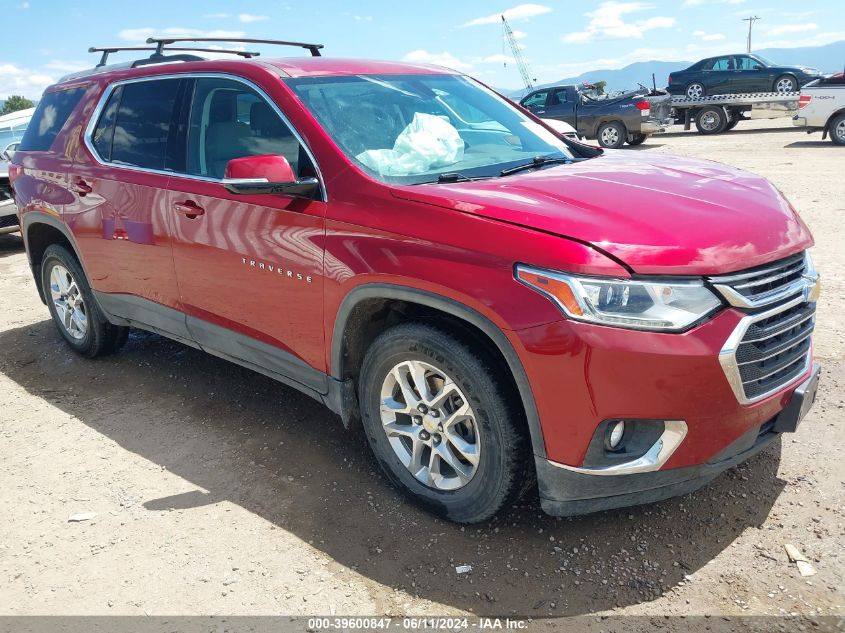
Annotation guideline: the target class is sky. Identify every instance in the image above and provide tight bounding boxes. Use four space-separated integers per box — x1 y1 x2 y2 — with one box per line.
2 0 844 98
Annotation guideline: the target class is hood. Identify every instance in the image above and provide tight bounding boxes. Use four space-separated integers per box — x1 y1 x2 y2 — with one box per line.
390 152 813 275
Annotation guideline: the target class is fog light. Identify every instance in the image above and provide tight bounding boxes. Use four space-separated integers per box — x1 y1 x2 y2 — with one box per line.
606 420 626 451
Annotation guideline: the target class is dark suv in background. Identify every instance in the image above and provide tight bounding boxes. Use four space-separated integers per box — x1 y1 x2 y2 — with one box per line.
10 38 821 523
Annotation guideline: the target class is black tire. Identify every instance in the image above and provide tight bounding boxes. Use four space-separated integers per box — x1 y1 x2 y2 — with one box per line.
695 106 727 134
596 121 626 149
724 118 739 131
773 74 798 94
41 244 129 358
829 113 845 146
358 322 530 523
685 82 706 99
627 133 647 146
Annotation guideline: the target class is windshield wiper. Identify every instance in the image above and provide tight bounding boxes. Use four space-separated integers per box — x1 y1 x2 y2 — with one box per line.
436 172 473 183
500 156 572 177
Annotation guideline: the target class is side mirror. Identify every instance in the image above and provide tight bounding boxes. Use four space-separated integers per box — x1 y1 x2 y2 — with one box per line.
222 154 320 199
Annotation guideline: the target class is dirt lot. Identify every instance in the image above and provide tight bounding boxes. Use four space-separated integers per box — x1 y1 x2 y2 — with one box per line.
0 118 842 622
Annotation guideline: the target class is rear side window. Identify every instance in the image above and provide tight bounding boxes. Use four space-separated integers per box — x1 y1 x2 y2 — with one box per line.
91 78 183 170
18 87 85 151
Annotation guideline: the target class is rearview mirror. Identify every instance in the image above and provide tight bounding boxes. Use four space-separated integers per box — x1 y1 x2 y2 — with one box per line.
222 154 320 199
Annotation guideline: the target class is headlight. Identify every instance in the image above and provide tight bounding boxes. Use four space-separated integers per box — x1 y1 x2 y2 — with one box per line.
516 265 722 332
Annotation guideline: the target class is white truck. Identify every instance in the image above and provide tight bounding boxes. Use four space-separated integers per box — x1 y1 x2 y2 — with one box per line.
792 73 845 145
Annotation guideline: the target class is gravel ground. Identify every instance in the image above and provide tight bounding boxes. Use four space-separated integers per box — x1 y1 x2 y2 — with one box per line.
0 118 842 622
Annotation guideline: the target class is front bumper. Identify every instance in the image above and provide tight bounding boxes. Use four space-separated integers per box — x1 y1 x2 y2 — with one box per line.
536 364 819 515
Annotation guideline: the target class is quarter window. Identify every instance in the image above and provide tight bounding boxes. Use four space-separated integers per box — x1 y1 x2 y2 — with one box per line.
185 77 308 179
18 87 85 152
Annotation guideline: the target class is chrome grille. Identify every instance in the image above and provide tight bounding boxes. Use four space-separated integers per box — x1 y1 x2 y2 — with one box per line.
735 302 815 400
717 251 818 405
709 252 808 309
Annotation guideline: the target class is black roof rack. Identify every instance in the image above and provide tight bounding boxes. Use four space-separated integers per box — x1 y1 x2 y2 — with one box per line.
146 37 323 57
89 46 260 67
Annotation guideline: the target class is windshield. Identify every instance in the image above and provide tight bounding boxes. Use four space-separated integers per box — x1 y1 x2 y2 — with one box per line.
754 54 776 67
285 74 574 184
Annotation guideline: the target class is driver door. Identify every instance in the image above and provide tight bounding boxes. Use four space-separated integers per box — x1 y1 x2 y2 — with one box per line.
166 75 328 386
543 89 577 126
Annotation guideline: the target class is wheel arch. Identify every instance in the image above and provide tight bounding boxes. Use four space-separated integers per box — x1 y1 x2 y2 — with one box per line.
824 107 845 131
22 213 86 304
331 283 547 458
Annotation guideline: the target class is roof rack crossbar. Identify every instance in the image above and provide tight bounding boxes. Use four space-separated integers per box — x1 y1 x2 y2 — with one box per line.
145 36 324 57
89 46 261 67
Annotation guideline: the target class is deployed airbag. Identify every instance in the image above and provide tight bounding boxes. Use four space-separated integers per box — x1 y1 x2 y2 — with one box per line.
356 112 464 177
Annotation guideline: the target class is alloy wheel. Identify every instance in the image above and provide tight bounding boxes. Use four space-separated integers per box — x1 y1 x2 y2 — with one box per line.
686 83 704 99
834 119 845 143
49 264 88 340
600 127 620 146
379 360 480 491
775 77 796 93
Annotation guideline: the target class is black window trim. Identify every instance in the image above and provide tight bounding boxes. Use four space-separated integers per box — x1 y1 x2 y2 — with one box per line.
83 72 326 202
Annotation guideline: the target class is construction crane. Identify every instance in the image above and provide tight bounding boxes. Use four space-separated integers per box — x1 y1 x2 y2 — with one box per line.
501 15 536 93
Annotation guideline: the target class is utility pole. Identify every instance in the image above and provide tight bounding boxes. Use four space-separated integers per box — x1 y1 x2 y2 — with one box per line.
742 16 761 54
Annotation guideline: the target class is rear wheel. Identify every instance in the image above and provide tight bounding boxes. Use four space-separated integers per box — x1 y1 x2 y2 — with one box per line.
829 113 845 146
724 118 739 131
695 106 727 134
627 133 647 146
358 322 530 523
685 82 706 99
596 121 626 149
774 75 798 94
41 244 128 358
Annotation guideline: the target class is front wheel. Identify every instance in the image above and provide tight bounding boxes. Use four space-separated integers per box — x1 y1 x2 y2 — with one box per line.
596 121 627 149
358 322 530 523
774 75 798 94
829 113 845 146
627 133 647 146
41 244 129 358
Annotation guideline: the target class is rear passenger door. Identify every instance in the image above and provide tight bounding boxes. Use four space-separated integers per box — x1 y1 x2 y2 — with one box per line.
165 75 328 388
67 77 189 341
703 57 733 94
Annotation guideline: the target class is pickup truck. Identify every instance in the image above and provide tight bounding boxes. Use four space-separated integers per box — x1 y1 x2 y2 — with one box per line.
792 73 845 145
520 84 673 149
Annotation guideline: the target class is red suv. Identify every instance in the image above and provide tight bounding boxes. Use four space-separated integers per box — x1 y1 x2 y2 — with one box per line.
11 39 821 523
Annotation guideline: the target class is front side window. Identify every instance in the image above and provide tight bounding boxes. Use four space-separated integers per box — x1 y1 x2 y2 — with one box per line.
185 77 308 180
18 87 85 152
91 78 183 170
286 74 573 184
521 90 549 108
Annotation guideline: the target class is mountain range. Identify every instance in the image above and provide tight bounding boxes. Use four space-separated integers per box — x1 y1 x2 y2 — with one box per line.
506 39 845 96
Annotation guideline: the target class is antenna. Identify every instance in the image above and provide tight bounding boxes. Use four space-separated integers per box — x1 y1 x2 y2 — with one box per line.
501 15 535 93
742 16 761 54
